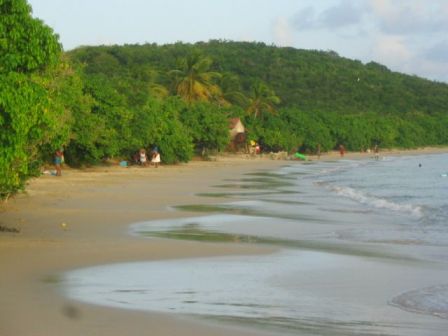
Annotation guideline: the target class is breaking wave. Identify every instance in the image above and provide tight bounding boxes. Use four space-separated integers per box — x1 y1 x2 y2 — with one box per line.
329 185 423 218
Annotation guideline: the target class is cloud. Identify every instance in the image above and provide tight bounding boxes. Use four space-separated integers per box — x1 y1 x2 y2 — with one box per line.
366 0 448 81
320 0 366 28
292 6 317 30
292 0 448 35
368 0 448 35
370 35 448 82
292 0 367 30
372 34 413 65
272 17 295 47
288 0 448 82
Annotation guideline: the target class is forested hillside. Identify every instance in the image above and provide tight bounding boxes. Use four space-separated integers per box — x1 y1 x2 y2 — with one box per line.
2 0 448 199
66 40 448 157
69 40 448 115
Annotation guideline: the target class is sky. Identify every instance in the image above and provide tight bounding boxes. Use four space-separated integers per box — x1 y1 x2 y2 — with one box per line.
27 0 448 83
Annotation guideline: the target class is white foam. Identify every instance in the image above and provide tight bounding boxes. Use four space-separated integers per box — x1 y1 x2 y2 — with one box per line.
391 284 448 319
330 185 423 218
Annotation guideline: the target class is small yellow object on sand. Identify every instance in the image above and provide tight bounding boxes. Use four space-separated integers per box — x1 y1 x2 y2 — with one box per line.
60 222 67 230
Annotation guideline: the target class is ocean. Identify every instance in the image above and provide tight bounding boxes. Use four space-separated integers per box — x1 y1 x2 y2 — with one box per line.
64 153 448 335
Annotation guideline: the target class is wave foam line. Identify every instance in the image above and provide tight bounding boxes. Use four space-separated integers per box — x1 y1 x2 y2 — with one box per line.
330 185 423 218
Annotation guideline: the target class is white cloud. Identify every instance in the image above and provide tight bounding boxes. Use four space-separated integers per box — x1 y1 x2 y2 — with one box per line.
287 0 448 81
272 17 295 47
365 0 448 81
373 34 413 64
368 0 448 35
369 34 448 82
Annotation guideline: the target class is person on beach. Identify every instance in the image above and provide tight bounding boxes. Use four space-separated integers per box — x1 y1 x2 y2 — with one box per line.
317 144 321 159
339 144 345 157
54 149 64 176
151 151 161 168
139 148 147 167
374 144 379 160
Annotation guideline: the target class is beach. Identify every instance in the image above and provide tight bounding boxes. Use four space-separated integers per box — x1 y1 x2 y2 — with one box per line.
0 156 288 336
1 148 448 336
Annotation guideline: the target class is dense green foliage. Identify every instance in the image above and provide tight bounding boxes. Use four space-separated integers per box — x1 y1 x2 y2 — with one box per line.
0 0 68 198
68 41 448 114
2 1 448 199
0 0 61 73
180 102 232 154
67 40 448 155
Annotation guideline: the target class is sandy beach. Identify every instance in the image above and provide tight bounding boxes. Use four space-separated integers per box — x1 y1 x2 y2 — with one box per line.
1 155 288 336
1 147 448 336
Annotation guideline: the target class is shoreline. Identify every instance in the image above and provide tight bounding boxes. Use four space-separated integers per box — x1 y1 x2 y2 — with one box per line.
1 147 448 336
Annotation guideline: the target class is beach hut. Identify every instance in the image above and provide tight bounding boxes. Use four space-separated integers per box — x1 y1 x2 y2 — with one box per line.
228 117 246 151
229 118 245 138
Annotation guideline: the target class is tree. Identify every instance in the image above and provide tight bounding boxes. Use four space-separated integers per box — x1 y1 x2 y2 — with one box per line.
180 102 230 154
0 0 64 199
244 113 300 153
65 74 131 164
169 53 222 104
0 0 61 73
246 81 280 119
135 98 193 163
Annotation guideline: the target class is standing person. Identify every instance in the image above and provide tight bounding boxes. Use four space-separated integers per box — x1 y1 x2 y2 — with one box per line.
339 144 345 157
54 149 63 176
317 144 321 159
374 144 379 160
139 148 147 167
151 151 161 168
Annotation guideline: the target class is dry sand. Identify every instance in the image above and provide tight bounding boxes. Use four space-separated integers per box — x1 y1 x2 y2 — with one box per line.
1 147 447 336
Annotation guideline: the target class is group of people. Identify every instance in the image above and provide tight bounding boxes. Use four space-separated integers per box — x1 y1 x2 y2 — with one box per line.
137 147 161 168
53 145 162 177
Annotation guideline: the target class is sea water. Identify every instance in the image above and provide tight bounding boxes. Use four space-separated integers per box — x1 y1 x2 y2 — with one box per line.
64 153 448 335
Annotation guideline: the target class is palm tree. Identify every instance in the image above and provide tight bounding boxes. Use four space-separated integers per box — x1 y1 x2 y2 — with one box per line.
219 73 247 107
139 65 169 99
169 53 222 104
246 82 280 119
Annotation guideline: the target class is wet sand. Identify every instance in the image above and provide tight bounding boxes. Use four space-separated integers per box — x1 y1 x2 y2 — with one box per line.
1 147 448 336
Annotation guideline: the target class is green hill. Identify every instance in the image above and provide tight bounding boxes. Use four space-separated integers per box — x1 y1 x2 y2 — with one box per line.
68 40 448 115
65 40 448 156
